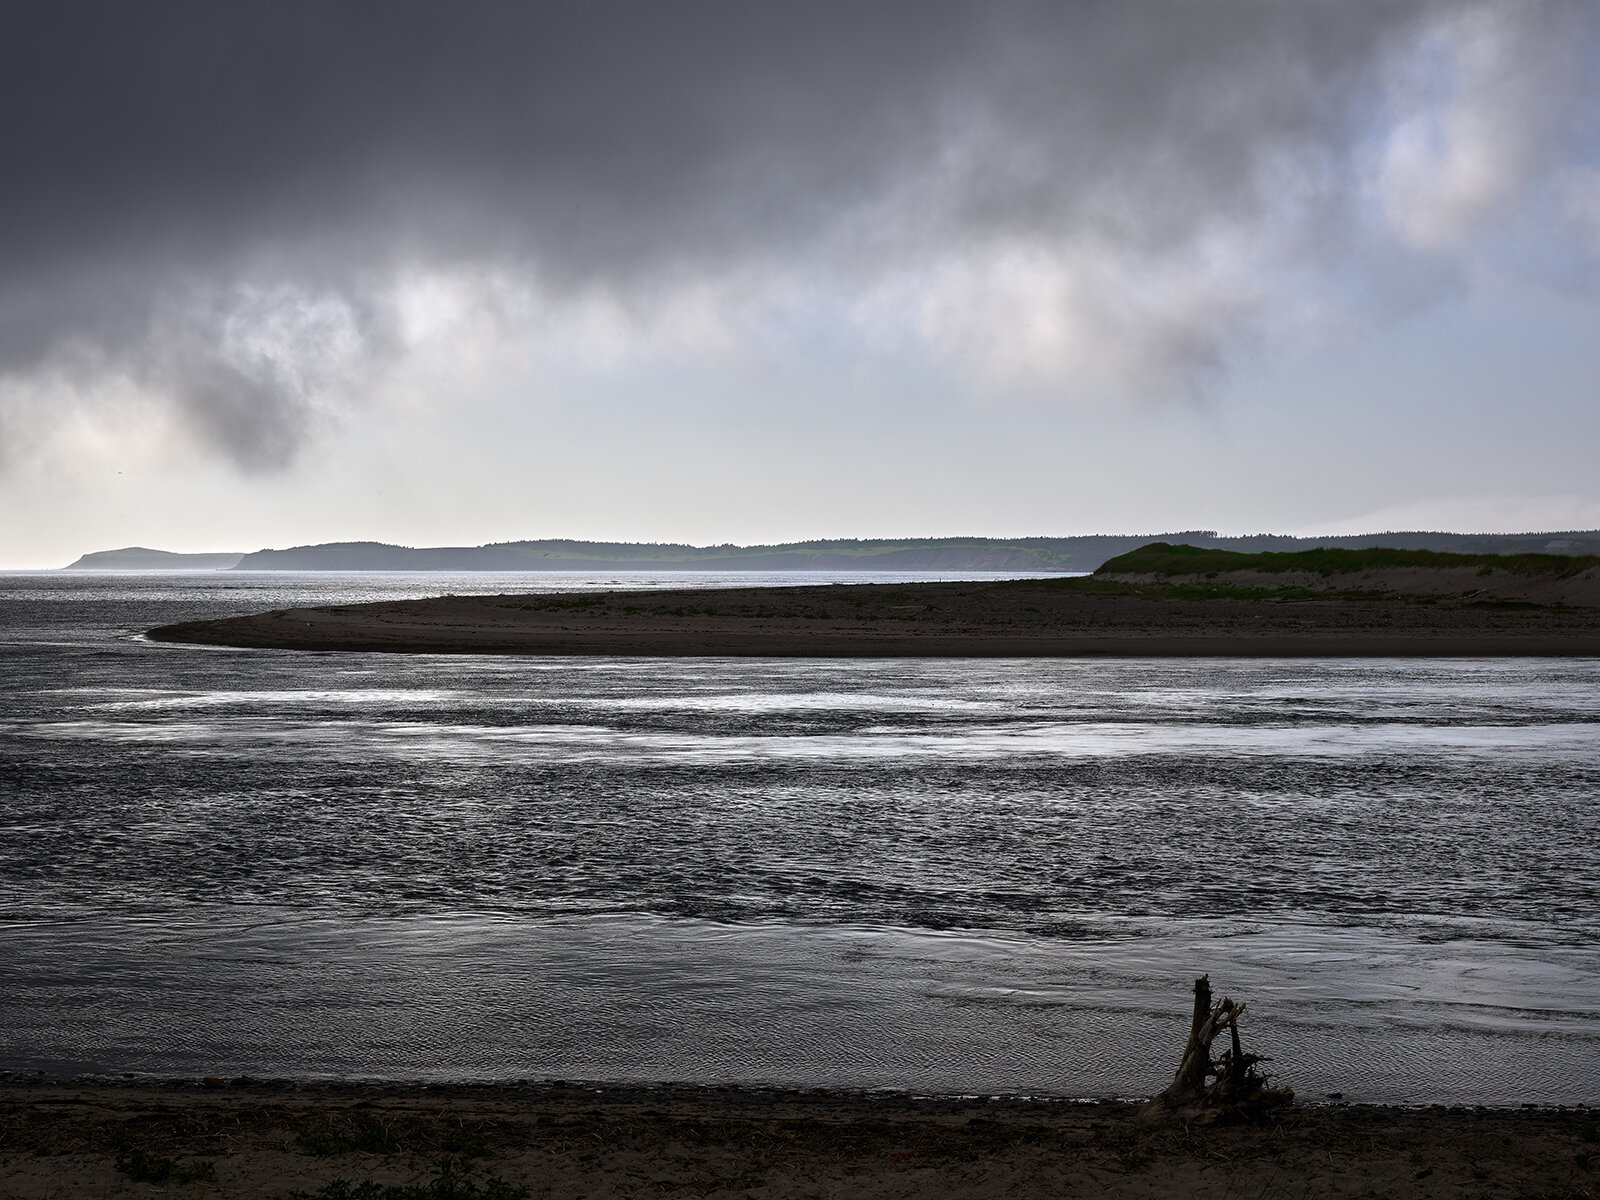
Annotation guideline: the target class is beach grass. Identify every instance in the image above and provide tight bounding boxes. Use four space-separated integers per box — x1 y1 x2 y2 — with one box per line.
1094 541 1600 578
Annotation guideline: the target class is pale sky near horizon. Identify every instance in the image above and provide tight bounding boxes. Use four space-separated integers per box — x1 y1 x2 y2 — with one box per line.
3 1 1599 567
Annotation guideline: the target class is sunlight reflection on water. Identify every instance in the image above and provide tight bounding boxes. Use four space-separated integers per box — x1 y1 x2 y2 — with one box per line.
1 571 1597 1102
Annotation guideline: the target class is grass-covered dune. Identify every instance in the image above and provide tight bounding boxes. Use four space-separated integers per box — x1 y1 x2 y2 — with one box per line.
1097 541 1600 578
1087 541 1600 609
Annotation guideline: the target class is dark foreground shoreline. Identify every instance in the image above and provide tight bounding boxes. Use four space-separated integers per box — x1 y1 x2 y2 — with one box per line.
2 1078 1594 1198
148 576 1600 657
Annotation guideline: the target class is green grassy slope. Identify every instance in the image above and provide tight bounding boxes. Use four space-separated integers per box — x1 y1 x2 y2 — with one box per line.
1095 542 1600 579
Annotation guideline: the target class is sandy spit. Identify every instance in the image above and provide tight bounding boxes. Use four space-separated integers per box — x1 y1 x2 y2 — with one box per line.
146 578 1600 657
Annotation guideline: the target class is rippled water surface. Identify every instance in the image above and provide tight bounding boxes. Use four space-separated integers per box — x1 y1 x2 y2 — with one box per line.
2 571 1597 1103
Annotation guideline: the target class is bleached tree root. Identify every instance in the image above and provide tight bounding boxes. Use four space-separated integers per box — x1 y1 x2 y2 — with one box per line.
1139 974 1294 1125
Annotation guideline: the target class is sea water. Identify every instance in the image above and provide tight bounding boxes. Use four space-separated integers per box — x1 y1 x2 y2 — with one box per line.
1 571 1597 1104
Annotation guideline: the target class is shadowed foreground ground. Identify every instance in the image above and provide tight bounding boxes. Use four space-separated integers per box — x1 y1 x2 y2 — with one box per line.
148 574 1600 657
1 1081 1595 1199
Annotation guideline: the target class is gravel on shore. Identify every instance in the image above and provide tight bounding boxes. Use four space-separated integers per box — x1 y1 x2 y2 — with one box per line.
2 1079 1596 1199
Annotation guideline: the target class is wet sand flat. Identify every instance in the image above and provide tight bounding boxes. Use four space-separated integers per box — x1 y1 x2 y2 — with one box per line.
2 1081 1596 1200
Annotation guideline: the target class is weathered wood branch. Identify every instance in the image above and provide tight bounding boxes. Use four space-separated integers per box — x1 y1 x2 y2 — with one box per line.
1140 975 1294 1124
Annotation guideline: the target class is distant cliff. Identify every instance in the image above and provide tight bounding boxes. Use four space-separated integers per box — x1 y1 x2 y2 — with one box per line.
68 530 1600 574
64 547 245 570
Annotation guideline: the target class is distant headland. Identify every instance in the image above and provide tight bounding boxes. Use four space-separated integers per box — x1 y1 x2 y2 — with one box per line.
65 529 1600 574
63 547 247 570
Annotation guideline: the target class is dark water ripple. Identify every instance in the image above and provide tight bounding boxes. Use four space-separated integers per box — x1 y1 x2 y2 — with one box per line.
1 571 1597 1102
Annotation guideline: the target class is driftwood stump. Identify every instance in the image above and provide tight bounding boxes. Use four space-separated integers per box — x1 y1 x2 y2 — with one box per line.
1140 974 1294 1124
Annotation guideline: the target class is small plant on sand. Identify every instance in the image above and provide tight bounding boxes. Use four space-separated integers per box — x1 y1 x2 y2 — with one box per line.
298 1117 404 1156
115 1149 216 1184
437 1129 489 1158
284 1155 527 1199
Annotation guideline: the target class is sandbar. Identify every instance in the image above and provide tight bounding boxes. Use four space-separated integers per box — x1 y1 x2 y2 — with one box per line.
147 577 1600 656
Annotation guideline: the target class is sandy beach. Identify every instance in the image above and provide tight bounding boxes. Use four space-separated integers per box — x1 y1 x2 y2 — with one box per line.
1 1080 1594 1199
148 576 1600 656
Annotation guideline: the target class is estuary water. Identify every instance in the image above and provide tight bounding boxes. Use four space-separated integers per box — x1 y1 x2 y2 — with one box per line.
1 570 1597 1104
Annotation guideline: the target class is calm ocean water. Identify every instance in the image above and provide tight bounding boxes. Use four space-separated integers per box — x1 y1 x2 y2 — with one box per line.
1 571 1597 1104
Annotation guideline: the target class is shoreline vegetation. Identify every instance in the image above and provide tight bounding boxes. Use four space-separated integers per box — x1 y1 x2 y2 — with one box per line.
147 543 1600 657
67 526 1600 573
1 1078 1593 1199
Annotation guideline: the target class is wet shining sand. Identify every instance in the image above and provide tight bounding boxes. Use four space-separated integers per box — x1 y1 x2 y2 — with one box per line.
2 1080 1595 1199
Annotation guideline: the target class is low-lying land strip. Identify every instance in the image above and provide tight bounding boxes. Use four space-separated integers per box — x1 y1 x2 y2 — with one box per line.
73 527 1600 573
0 1079 1592 1199
147 544 1600 657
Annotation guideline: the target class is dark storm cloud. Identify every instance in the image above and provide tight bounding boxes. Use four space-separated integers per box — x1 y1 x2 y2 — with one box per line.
0 0 1592 466
0 1 1402 272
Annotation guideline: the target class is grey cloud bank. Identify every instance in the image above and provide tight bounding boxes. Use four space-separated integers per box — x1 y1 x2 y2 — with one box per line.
3 3 1593 455
2 3 1405 274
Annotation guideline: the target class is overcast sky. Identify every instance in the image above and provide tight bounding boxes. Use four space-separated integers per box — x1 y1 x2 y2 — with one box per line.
2 0 1598 565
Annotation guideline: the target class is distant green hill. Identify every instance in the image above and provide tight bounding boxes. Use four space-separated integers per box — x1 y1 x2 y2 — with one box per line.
221 531 1600 571
229 537 1078 572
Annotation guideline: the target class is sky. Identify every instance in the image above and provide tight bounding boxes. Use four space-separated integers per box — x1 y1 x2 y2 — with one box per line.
2 0 1599 566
